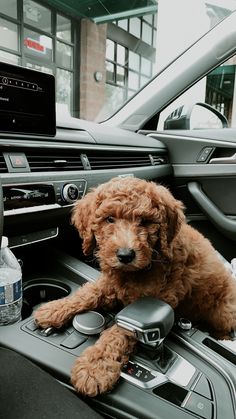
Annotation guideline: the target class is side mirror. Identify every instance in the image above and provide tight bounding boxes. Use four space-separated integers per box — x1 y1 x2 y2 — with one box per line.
164 102 228 130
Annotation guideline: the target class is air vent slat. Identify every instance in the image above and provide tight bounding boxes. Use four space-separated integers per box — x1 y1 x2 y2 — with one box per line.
24 150 167 172
87 153 167 170
91 163 150 169
26 151 84 172
90 156 149 160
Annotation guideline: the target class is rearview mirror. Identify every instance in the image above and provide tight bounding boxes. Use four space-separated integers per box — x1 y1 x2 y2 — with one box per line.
164 102 228 130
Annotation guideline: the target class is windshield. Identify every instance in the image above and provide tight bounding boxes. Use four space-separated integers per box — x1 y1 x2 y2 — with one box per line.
1 0 236 123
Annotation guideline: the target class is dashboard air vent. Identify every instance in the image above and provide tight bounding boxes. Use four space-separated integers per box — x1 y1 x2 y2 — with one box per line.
86 152 167 170
26 151 84 172
0 154 8 173
149 154 167 165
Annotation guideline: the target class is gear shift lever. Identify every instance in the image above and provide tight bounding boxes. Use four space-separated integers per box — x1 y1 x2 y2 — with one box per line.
115 297 175 371
115 297 174 346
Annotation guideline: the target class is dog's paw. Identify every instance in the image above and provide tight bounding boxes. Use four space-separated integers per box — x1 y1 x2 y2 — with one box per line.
71 355 121 397
34 299 70 328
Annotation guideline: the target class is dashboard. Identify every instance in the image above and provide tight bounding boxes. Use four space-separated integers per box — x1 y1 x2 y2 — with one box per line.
1 127 170 246
0 61 169 243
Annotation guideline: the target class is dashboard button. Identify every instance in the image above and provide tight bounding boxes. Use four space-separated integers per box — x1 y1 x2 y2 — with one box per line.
62 183 79 203
9 154 28 168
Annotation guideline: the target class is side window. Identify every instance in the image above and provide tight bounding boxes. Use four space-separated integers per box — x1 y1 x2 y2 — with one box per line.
157 55 236 130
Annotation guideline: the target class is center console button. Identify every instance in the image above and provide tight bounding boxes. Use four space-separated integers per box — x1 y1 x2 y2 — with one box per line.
123 362 156 382
193 374 212 400
25 319 38 332
72 311 105 335
178 318 192 331
39 326 54 337
60 332 87 349
183 392 213 419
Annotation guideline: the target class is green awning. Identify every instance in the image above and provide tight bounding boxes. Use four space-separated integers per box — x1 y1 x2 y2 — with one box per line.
43 0 157 22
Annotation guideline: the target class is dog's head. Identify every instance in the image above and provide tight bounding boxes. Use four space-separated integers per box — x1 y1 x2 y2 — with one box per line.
71 177 185 271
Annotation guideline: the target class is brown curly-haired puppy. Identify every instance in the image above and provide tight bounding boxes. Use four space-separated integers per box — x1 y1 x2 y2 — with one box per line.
34 177 236 396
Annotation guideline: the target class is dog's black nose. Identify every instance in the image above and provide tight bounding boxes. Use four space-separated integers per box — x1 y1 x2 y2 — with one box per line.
117 248 136 264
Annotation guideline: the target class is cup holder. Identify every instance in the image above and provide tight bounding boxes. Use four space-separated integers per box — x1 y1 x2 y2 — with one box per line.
22 279 71 320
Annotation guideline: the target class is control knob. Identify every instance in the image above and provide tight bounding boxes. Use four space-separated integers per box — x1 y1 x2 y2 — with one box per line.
62 183 79 204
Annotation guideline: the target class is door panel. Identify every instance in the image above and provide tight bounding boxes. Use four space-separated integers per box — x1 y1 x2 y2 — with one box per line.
147 130 236 259
188 181 236 240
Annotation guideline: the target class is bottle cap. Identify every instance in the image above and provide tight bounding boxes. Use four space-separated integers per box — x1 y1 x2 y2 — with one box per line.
1 236 8 248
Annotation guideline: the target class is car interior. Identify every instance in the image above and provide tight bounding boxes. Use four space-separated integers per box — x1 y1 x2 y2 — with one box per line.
1 6 236 419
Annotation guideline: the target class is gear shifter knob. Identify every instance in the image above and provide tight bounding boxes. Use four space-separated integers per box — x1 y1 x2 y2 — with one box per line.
115 297 174 347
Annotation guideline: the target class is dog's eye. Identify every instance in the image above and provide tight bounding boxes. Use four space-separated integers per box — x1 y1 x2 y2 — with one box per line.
106 216 115 223
140 218 153 226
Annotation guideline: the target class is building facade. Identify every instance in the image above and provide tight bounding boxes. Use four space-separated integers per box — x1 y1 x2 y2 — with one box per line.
0 0 235 123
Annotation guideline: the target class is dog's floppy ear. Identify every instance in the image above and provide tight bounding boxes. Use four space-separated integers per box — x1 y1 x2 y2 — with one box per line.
71 189 97 255
148 183 185 258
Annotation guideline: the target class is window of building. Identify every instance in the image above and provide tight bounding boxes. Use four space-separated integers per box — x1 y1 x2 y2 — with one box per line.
129 17 141 38
56 68 73 111
104 13 156 117
0 17 19 52
0 0 75 114
0 50 20 65
205 61 235 124
117 19 128 31
0 0 17 19
23 28 53 62
56 14 71 43
23 0 52 33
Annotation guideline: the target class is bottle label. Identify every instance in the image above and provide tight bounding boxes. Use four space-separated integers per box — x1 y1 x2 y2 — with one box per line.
0 280 22 305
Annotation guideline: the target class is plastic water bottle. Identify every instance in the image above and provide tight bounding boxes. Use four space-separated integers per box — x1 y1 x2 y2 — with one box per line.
0 236 22 325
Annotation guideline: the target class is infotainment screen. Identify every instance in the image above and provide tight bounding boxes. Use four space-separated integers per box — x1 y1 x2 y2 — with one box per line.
0 62 56 136
3 184 55 211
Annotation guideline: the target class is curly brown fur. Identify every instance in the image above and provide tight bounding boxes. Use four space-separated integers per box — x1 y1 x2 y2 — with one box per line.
34 177 236 396
71 325 136 396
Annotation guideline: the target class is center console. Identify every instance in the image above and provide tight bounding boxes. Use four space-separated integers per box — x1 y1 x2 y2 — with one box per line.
3 179 87 214
0 246 236 419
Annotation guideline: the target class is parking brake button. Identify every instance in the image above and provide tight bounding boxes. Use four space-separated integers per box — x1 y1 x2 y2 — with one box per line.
184 392 213 419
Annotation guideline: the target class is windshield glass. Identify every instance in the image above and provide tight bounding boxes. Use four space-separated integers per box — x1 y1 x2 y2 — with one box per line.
1 0 236 123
